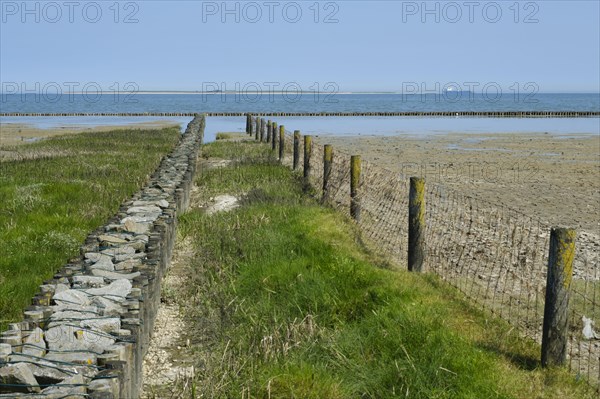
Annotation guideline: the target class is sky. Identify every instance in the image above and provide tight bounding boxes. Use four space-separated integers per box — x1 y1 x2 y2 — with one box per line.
1 0 599 93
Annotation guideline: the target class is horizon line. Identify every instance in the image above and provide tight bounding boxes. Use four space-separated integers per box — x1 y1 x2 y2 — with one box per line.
1 90 599 95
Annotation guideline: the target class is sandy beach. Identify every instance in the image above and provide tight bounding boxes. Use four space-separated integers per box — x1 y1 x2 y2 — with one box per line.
315 132 600 234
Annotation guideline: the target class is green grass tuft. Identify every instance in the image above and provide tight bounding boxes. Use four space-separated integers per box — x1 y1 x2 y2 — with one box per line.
0 128 180 329
174 141 597 398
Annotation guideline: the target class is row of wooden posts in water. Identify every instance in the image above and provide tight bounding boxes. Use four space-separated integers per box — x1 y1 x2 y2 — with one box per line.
2 111 599 117
245 112 578 371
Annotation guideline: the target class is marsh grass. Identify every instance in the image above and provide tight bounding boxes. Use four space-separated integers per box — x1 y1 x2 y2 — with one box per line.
0 128 180 329
174 140 597 398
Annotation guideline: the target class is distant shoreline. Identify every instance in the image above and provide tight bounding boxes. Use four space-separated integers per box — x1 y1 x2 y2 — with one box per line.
1 91 598 95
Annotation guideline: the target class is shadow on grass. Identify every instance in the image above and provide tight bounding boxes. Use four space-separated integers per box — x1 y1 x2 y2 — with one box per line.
477 343 540 371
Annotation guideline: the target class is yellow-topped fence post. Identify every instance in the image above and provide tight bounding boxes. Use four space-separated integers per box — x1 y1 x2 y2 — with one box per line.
350 155 361 222
255 117 261 141
541 227 576 367
271 122 278 151
322 145 333 203
260 118 266 142
279 125 285 161
293 130 301 170
303 135 312 193
408 177 425 272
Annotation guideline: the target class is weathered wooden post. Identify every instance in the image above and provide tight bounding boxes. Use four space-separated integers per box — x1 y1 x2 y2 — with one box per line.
293 130 300 170
248 115 254 136
271 122 277 151
255 117 261 141
541 227 576 367
350 155 361 221
246 113 251 134
303 135 312 192
408 177 425 272
322 145 333 203
260 118 265 142
279 125 285 161
266 120 272 142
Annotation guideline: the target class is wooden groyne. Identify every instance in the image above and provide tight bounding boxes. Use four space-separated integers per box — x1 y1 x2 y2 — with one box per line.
1 111 599 118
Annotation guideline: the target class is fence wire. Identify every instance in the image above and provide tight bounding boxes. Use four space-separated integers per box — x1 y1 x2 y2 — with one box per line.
253 117 600 388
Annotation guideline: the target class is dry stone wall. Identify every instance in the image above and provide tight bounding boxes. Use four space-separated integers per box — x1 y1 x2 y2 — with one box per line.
0 114 205 398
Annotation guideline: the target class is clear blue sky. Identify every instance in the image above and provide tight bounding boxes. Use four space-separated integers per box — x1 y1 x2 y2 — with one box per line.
1 1 599 93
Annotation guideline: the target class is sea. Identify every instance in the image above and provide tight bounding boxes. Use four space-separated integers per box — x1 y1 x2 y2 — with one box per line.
1 93 599 143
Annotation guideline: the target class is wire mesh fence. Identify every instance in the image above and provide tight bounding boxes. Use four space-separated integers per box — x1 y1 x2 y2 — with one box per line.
248 115 600 389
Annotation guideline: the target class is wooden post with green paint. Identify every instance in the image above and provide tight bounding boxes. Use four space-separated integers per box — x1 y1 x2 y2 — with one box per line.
272 122 278 150
293 130 301 170
260 118 266 142
322 145 333 203
303 135 312 192
279 125 285 161
541 227 576 367
266 120 272 142
408 177 425 272
350 155 361 221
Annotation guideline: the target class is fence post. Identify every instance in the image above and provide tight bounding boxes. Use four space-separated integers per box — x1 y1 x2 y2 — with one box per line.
350 155 361 221
255 117 261 141
541 227 576 367
293 130 300 170
408 177 425 272
303 135 312 193
322 145 333 203
260 118 266 142
246 114 251 135
278 125 285 161
271 122 277 151
266 120 272 142
249 115 254 136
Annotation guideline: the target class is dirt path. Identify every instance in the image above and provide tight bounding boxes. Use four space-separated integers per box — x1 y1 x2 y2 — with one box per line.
141 154 240 398
141 234 196 398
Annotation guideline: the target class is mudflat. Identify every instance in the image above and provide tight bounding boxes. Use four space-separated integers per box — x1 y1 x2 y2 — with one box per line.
314 132 600 234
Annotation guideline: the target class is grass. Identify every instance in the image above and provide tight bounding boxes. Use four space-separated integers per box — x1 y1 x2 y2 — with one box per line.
215 132 246 141
0 128 180 330
172 139 597 398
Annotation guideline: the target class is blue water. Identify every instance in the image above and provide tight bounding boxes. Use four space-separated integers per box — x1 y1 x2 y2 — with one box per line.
1 93 599 143
1 93 599 114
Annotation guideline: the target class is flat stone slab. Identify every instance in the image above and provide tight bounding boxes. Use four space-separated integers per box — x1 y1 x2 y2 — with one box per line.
114 259 141 271
0 363 40 393
98 235 128 245
127 205 162 215
45 351 97 366
122 218 153 234
100 246 136 258
72 275 106 288
46 324 115 354
91 269 141 281
84 279 132 301
53 289 91 307
89 255 115 272
92 297 126 316
80 318 121 334
21 328 45 358
40 374 85 397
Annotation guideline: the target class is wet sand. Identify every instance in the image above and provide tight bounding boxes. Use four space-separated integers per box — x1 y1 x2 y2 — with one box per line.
0 121 177 147
315 132 600 234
